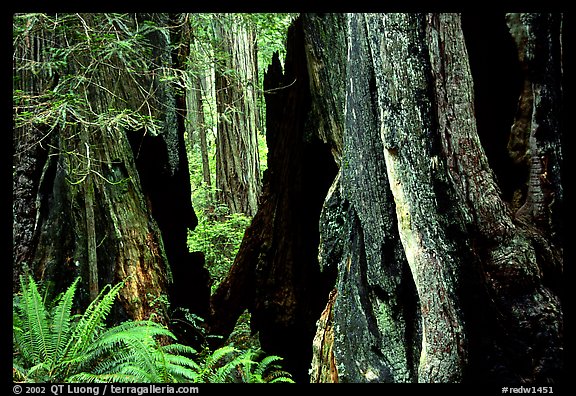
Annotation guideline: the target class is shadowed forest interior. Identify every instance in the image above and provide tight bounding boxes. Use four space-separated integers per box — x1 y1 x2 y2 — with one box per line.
12 12 567 385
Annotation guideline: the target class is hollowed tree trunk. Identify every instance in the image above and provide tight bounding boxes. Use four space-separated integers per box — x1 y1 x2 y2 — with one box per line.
208 12 563 383
13 13 209 324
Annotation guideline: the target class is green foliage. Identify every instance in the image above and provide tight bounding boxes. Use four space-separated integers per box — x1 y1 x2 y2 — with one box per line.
187 194 251 292
249 13 298 76
13 13 164 136
67 322 199 383
194 346 294 383
13 276 199 383
14 276 294 383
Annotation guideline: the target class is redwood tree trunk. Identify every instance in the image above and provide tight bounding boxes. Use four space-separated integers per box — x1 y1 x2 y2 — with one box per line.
311 12 563 383
187 33 212 190
13 13 209 325
209 13 563 384
214 14 262 217
209 18 339 382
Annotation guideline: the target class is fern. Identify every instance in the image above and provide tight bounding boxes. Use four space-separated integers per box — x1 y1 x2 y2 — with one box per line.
194 345 237 382
233 349 294 383
13 276 201 383
65 281 124 359
21 275 51 364
254 354 294 383
14 275 295 384
49 277 79 364
13 276 53 380
192 346 294 383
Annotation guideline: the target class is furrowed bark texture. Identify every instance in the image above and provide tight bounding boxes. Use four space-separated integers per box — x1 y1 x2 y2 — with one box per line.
209 17 338 382
214 14 261 217
13 13 209 323
187 30 213 190
13 15 55 292
310 12 563 383
427 14 562 383
312 14 421 383
365 13 472 382
506 13 564 249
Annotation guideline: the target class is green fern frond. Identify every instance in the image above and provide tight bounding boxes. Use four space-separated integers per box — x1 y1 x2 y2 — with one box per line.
25 361 51 382
121 336 164 382
211 348 252 383
19 275 51 365
256 354 294 383
162 362 199 382
266 372 295 383
117 364 157 383
89 320 175 355
232 349 260 383
161 342 198 357
203 345 237 365
15 276 203 384
203 347 295 383
254 354 283 377
195 345 237 383
68 371 140 383
50 277 79 363
67 281 125 357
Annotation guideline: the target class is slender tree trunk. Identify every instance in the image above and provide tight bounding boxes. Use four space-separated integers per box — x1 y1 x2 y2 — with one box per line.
213 14 261 217
198 83 212 189
187 35 212 190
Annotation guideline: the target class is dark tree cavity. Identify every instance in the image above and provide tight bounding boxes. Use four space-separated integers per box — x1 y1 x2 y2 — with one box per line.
461 13 525 204
211 13 563 384
209 17 339 383
13 13 209 326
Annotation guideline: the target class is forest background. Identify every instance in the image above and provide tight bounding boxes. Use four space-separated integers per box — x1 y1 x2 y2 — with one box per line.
11 12 568 386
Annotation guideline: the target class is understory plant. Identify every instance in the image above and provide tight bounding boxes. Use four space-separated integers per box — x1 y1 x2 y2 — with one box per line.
13 275 294 383
187 189 251 292
13 275 198 383
194 345 294 383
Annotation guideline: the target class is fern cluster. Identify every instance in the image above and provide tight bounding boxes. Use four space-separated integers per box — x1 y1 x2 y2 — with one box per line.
13 276 294 383
194 345 293 383
13 276 198 383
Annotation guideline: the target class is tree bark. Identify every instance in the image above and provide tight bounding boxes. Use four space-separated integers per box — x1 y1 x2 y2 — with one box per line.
214 14 262 217
209 17 339 382
198 82 212 189
13 14 57 292
311 13 422 383
307 12 563 383
506 13 564 249
187 34 212 190
13 13 210 325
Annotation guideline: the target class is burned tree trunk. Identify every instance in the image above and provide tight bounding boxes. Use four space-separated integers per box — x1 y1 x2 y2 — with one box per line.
13 13 209 324
505 13 564 248
208 12 563 383
138 13 211 325
312 14 422 383
209 17 339 382
311 13 563 383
